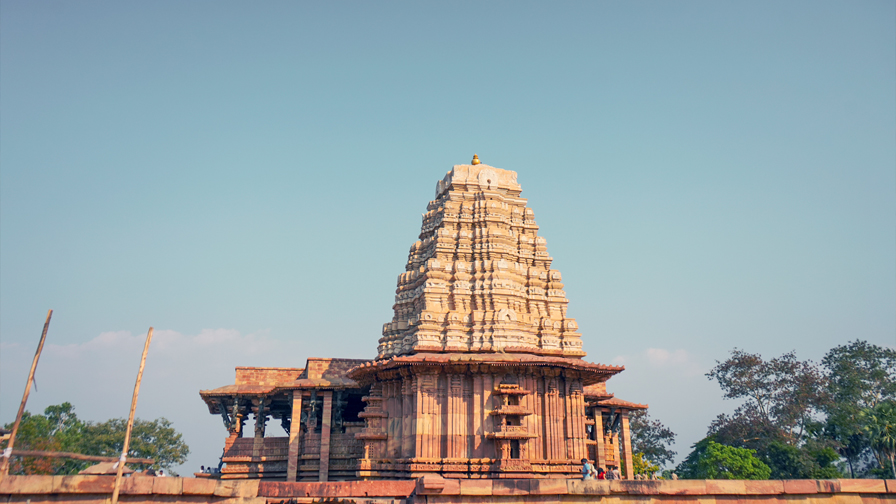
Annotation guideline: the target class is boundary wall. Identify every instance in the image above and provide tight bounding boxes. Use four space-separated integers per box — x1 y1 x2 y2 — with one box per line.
1 474 894 504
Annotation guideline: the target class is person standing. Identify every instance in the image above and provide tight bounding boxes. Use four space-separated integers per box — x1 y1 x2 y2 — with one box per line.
580 458 595 480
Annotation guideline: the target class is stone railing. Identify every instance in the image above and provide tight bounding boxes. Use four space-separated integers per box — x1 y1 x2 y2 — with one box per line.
1 474 893 504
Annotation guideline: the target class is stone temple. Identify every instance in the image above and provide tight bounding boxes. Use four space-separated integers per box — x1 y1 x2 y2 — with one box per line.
200 157 646 481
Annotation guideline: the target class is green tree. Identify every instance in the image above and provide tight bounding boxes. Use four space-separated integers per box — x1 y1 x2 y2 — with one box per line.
821 341 896 477
632 452 660 477
707 349 827 445
676 438 771 480
0 402 87 475
763 439 841 479
860 400 896 479
706 349 837 479
1 403 189 475
630 410 677 467
80 417 189 473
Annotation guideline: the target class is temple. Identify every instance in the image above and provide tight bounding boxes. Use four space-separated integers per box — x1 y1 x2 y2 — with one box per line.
199 157 647 481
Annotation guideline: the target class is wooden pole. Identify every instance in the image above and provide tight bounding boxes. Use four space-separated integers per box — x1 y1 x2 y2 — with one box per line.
8 450 154 465
111 327 153 504
0 309 53 479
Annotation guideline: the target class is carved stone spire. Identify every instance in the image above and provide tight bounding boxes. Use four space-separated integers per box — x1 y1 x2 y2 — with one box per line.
377 162 585 359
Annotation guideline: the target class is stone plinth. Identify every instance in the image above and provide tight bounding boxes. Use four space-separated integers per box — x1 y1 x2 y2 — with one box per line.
2 475 893 504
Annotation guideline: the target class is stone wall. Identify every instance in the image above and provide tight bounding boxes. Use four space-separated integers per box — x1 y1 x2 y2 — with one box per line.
235 367 304 386
1 475 894 504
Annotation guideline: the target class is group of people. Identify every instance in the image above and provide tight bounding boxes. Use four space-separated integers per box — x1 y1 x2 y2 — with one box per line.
199 465 221 474
580 458 620 480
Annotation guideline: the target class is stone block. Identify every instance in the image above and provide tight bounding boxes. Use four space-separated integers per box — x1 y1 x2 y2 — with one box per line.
258 481 297 497
706 479 746 494
783 480 819 494
656 480 709 495
816 479 841 493
0 475 55 494
214 478 260 498
492 479 530 495
152 476 183 495
567 479 611 495
380 480 419 496
886 480 896 493
120 475 155 495
610 480 648 494
182 477 218 495
302 482 338 497
459 478 493 495
840 479 887 493
529 477 568 495
58 475 114 494
416 474 447 495
743 480 784 495
624 481 663 495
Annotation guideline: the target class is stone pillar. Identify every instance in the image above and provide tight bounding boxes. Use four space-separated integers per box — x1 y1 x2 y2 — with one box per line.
447 375 462 459
233 410 245 438
318 391 333 482
594 408 606 470
286 391 303 482
471 373 484 458
252 397 266 459
621 412 634 480
402 376 414 458
414 375 425 458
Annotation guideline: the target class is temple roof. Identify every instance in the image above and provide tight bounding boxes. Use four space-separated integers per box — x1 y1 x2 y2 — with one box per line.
349 352 623 385
593 396 648 410
198 358 368 410
376 162 587 360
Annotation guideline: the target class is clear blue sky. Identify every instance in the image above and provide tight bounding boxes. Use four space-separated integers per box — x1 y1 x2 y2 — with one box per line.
2 1 894 475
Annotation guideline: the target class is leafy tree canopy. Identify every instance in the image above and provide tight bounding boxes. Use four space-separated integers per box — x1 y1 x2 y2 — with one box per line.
676 438 771 480
821 341 896 477
706 349 827 445
1 402 189 476
860 400 896 479
630 409 677 468
632 452 659 476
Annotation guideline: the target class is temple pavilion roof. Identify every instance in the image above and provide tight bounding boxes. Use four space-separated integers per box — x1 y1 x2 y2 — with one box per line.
348 352 623 385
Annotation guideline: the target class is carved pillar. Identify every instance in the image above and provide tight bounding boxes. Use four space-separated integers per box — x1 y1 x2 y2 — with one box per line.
414 373 425 458
462 374 472 460
471 373 484 458
447 374 462 459
568 380 586 461
232 399 245 438
286 391 303 482
621 412 634 480
252 397 267 459
546 377 562 460
612 428 621 472
401 376 414 458
594 408 606 469
318 391 333 482
386 381 400 458
565 380 575 458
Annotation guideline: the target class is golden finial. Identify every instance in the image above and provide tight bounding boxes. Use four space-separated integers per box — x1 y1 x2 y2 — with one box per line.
471 154 481 165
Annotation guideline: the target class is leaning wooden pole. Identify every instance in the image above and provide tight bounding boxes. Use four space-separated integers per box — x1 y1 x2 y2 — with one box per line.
0 309 53 479
111 327 153 504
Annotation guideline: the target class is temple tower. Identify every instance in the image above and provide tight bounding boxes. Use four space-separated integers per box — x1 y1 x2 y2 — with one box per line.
376 161 585 359
349 158 634 479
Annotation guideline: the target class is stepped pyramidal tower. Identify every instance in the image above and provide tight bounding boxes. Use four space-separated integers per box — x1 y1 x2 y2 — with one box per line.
200 157 646 482
376 157 584 359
